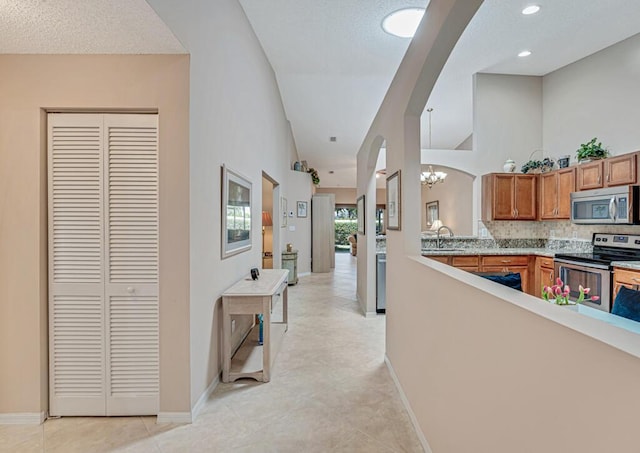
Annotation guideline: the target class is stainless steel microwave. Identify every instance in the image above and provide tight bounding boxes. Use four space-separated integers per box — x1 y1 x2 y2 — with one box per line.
571 185 640 224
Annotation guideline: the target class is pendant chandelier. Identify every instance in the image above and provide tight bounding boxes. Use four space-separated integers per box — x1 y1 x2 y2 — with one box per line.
421 165 447 188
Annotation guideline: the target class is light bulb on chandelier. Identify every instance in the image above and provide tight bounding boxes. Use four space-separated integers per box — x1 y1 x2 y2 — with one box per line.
421 165 447 188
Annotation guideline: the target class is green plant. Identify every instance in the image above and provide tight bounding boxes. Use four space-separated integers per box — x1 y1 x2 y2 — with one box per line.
521 157 554 174
307 168 320 185
576 137 609 161
334 220 357 245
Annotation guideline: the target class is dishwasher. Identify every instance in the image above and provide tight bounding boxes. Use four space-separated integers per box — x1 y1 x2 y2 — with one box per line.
376 253 386 313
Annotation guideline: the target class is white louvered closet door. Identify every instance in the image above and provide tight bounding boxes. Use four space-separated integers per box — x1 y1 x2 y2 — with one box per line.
48 113 159 416
104 114 159 415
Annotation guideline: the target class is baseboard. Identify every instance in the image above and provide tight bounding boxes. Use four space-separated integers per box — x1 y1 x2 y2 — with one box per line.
0 412 46 425
190 374 220 421
384 355 433 453
156 411 192 424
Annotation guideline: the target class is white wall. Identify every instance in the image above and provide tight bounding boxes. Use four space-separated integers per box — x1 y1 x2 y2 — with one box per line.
543 32 640 158
148 0 298 407
473 73 543 173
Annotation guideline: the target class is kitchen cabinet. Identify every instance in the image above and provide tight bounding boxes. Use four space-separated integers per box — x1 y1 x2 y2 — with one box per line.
482 173 537 221
452 255 479 272
576 160 604 190
612 267 640 302
539 168 575 220
605 153 637 187
480 255 531 294
534 256 555 297
423 254 479 272
576 152 637 191
424 253 535 294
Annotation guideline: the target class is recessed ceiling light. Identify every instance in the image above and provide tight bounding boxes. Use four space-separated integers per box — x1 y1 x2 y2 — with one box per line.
518 50 532 57
522 5 540 15
382 8 426 38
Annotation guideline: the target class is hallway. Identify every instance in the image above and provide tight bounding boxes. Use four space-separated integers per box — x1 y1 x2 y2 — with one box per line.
1 253 423 452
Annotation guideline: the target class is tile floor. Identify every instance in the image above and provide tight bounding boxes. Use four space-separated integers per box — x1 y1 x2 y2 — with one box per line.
1 253 423 452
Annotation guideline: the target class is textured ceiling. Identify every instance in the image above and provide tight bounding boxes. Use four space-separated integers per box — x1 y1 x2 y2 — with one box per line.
240 0 640 187
0 0 185 53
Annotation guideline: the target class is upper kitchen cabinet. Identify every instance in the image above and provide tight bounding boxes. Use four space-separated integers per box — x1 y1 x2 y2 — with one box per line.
482 173 537 221
576 152 637 191
539 167 575 220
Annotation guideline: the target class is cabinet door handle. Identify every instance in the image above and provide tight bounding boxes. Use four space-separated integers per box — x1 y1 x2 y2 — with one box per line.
607 173 610 182
598 175 601 184
549 271 553 282
501 260 511 263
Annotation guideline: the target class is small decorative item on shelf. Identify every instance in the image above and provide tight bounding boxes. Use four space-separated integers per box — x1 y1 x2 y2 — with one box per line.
293 161 302 171
557 155 570 168
521 157 555 174
503 159 516 173
307 167 320 185
576 137 609 162
541 277 599 305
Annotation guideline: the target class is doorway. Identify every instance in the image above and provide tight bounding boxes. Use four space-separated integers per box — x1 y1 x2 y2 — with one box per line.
262 173 277 269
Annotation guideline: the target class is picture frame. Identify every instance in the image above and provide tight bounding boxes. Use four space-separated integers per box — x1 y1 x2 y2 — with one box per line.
281 197 288 227
357 195 365 235
297 201 308 218
386 170 401 230
221 165 252 259
426 200 439 228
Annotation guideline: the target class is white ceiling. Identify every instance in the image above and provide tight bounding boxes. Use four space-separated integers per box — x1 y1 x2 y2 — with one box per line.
239 0 640 188
0 0 185 54
3 0 640 189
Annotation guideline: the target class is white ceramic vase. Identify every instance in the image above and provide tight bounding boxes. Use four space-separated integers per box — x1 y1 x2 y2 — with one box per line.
503 159 516 173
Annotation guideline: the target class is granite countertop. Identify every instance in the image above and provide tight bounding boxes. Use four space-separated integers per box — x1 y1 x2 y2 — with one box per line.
421 247 556 257
612 261 640 271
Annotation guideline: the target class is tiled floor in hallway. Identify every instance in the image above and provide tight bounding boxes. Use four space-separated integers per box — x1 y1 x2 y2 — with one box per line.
1 253 423 452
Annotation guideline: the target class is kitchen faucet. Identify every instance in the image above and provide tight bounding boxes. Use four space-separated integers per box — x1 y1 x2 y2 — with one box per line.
436 225 454 249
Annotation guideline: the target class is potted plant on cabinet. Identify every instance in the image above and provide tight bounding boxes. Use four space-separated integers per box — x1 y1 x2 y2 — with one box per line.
576 137 609 163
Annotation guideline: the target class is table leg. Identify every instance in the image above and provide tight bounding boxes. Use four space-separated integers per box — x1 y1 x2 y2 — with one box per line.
222 299 231 383
262 296 271 382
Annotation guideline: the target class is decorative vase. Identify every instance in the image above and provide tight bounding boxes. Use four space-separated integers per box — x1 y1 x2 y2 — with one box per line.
503 159 516 173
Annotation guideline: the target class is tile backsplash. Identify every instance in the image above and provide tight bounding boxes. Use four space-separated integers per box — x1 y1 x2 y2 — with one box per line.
483 220 640 241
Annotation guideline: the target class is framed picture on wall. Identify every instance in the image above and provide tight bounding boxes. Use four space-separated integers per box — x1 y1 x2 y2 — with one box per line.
386 170 401 230
426 200 439 228
357 195 365 235
297 201 308 218
221 165 252 259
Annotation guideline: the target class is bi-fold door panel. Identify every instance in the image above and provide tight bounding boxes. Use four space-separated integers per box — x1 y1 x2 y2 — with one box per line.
104 115 159 415
48 113 159 417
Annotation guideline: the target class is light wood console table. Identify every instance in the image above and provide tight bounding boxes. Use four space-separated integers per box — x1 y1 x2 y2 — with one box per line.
222 269 288 383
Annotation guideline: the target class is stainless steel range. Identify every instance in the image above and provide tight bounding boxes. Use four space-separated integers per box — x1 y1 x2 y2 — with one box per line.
554 233 640 312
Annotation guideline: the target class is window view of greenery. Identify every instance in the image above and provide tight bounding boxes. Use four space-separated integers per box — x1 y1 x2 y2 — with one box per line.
335 207 357 252
227 205 251 242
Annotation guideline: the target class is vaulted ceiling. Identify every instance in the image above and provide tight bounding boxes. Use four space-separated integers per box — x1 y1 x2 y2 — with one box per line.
239 0 640 187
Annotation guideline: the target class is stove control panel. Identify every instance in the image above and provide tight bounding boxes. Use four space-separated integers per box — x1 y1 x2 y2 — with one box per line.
593 233 640 250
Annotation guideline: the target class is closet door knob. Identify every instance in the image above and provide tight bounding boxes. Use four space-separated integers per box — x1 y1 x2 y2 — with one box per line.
127 287 135 294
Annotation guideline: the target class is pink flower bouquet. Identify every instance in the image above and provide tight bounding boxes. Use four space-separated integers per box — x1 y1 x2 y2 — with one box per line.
542 277 600 305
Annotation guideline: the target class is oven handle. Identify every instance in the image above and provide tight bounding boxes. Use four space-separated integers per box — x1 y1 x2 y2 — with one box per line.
609 196 617 221
554 258 610 270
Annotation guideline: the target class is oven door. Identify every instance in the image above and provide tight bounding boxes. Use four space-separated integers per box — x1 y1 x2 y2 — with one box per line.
554 259 611 312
